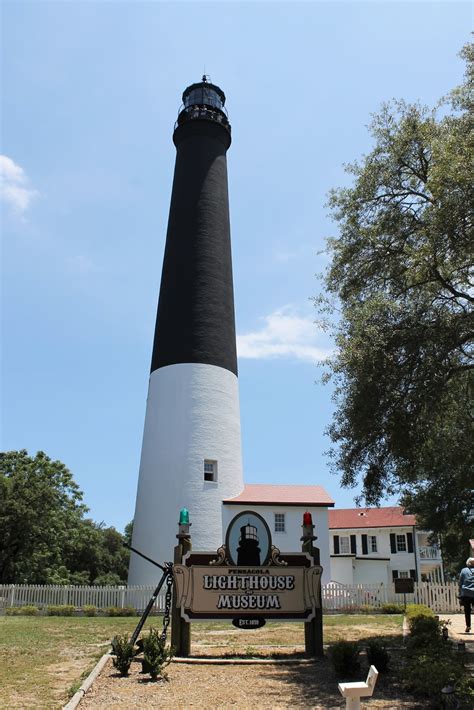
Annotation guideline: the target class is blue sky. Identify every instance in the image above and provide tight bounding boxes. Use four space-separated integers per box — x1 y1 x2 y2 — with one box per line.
2 1 470 533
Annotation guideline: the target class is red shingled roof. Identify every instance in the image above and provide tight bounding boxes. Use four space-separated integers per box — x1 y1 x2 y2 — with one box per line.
224 484 334 507
329 506 416 529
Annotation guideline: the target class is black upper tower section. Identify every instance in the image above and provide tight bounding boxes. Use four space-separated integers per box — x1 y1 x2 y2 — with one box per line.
151 77 237 377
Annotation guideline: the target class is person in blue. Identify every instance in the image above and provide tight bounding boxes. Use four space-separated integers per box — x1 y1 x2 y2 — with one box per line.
459 557 474 632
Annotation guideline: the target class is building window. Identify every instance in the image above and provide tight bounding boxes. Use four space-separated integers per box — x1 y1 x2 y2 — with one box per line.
370 535 377 553
339 536 350 554
274 513 285 533
204 460 217 482
398 570 409 578
396 534 407 552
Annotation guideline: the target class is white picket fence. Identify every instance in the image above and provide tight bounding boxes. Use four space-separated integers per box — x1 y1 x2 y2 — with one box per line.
0 584 166 613
322 582 460 613
0 581 460 613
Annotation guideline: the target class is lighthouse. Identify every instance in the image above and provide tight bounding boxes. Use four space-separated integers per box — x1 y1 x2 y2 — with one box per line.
128 77 244 584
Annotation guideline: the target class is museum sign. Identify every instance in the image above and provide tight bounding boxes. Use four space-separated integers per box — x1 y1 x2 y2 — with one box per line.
173 511 322 621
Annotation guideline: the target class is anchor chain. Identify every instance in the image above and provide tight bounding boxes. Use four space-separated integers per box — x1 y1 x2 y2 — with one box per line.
160 563 174 644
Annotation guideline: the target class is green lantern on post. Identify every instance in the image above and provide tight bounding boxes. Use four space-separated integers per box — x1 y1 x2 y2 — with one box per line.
178 508 191 538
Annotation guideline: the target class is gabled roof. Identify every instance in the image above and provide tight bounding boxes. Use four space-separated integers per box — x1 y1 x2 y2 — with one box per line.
329 506 416 529
223 484 334 507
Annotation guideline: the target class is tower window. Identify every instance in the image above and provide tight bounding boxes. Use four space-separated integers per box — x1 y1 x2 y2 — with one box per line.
204 460 217 482
274 513 286 533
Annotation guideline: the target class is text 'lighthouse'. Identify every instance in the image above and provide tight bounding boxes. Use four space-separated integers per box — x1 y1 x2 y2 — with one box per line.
128 78 244 584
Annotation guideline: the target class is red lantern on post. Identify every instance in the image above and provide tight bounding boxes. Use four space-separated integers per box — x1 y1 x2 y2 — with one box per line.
303 511 313 527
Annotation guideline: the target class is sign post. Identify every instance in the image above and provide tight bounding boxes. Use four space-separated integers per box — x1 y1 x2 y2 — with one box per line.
172 510 324 657
394 577 415 611
171 509 192 657
301 512 324 657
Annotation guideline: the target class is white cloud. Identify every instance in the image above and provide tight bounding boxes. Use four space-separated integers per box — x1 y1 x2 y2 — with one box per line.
237 307 332 363
0 155 39 214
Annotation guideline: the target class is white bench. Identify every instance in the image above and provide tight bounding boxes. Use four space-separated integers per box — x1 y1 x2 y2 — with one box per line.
338 665 379 710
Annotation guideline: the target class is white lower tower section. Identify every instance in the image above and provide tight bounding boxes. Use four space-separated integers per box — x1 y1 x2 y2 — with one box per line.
128 362 244 585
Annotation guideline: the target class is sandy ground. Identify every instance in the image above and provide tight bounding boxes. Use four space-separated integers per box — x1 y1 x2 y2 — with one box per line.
79 616 473 708
80 655 426 709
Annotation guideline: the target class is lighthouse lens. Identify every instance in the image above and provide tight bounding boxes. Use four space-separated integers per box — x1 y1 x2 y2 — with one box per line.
185 87 223 110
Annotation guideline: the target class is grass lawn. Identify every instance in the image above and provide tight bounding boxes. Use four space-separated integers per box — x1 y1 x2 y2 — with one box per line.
0 615 158 710
0 614 404 709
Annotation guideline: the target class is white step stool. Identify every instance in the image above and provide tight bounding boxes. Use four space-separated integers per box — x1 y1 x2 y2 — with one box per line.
338 665 379 709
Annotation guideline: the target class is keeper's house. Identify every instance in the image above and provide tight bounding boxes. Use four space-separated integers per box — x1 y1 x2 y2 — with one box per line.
329 506 444 585
223 484 334 584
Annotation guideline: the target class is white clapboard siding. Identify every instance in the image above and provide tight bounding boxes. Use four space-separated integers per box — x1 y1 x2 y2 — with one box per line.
0 581 460 613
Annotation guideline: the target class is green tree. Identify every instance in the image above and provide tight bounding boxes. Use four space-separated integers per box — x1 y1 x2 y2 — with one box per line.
319 45 473 571
0 450 86 583
63 519 130 584
0 450 131 584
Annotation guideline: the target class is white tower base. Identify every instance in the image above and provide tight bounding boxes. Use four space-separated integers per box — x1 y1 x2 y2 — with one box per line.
128 362 244 585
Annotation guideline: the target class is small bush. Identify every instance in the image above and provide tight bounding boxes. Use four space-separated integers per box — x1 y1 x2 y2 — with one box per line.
402 604 472 703
405 603 434 621
329 640 360 679
359 604 378 613
141 628 173 681
6 605 39 616
403 649 465 699
47 604 75 616
105 606 136 617
407 614 442 650
380 602 404 614
366 641 390 672
82 605 97 617
111 634 135 677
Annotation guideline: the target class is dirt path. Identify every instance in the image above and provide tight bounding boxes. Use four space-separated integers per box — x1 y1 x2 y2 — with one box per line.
80 655 423 709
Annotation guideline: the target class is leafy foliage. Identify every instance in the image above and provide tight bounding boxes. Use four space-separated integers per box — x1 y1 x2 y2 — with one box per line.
366 640 390 672
6 606 39 616
403 608 468 702
329 640 361 678
405 603 435 621
318 45 473 570
0 450 130 584
141 628 173 681
47 605 75 616
105 606 136 617
0 450 86 583
111 634 135 677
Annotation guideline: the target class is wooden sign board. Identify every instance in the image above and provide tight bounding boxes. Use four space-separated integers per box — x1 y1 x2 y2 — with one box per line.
172 510 323 623
394 577 415 594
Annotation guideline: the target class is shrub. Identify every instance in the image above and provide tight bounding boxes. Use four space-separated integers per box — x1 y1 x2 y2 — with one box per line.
406 614 444 656
141 628 173 681
403 649 465 699
366 641 390 672
405 603 434 621
47 604 75 616
6 605 39 616
111 634 135 677
105 606 136 617
402 604 472 703
359 604 378 613
82 605 97 617
329 640 361 679
380 602 404 614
